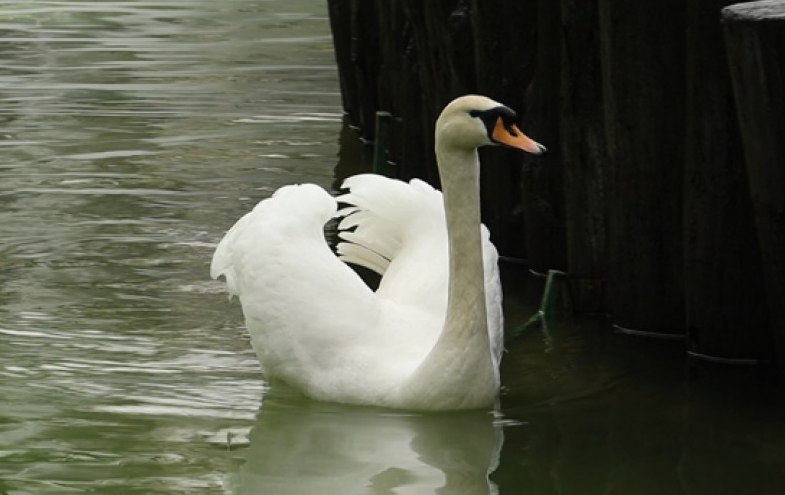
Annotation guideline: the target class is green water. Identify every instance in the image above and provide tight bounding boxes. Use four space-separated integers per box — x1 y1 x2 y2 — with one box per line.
1 1 784 494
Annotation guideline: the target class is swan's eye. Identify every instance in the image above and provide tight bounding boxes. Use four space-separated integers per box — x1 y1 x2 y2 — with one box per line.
469 106 518 139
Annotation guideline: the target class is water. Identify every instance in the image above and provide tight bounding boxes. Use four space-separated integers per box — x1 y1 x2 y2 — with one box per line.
1 1 784 494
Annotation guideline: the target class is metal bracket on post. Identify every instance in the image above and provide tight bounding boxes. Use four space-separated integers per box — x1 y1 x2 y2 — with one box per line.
508 269 568 341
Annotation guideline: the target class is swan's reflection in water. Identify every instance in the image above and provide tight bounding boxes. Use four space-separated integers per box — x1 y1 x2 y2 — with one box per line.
229 386 503 495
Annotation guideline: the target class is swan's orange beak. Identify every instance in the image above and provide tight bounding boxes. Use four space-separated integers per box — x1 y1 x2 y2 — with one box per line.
492 118 547 155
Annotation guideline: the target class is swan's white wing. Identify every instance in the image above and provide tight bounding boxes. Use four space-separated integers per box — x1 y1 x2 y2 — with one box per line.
338 175 450 311
338 174 503 367
211 183 440 404
211 186 378 381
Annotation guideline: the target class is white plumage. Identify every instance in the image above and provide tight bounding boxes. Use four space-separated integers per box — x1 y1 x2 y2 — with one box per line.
211 95 545 410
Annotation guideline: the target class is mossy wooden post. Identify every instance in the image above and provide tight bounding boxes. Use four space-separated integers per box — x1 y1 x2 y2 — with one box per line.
683 0 773 365
723 0 785 371
326 0 380 142
598 0 686 337
372 0 419 178
326 0 356 119
333 118 374 189
560 0 609 314
394 0 476 184
472 0 538 260
372 111 392 176
518 0 567 273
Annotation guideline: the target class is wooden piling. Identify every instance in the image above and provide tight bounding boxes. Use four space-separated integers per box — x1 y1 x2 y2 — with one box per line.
329 0 381 143
723 0 785 371
354 0 478 186
683 0 774 365
372 111 392 176
472 0 538 260
326 0 355 119
327 2 785 374
328 0 542 259
517 0 567 274
560 0 609 314
598 0 687 338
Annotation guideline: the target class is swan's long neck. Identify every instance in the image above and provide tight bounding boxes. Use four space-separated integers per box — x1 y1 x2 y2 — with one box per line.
437 146 489 344
403 143 496 409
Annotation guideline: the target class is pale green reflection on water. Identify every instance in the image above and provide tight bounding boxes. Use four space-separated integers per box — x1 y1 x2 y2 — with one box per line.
229 386 504 495
1 1 785 494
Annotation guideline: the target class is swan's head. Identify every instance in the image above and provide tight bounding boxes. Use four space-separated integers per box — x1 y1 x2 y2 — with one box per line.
435 95 546 155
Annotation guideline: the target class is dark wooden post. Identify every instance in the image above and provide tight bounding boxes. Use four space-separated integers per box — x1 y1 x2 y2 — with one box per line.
517 0 567 274
352 0 381 142
372 0 414 179
327 0 356 119
472 0 538 260
560 0 609 313
388 0 476 184
723 0 785 371
326 0 381 143
598 0 687 337
683 0 774 365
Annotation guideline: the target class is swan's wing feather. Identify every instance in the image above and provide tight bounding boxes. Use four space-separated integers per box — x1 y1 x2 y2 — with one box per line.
337 174 448 307
336 232 390 274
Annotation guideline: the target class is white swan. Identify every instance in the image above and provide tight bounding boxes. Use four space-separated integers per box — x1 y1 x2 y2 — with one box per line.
211 95 546 410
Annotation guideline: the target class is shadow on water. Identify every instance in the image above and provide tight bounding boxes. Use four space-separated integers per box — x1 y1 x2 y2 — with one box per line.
494 264 785 494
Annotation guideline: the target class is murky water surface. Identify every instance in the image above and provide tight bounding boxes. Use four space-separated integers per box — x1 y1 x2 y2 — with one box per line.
1 1 784 494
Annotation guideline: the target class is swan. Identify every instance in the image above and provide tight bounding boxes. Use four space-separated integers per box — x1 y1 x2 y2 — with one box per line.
211 95 546 410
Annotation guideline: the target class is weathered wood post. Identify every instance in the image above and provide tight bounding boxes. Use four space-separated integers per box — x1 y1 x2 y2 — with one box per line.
472 0 538 260
330 0 542 261
371 0 408 178
722 0 785 371
598 0 687 338
326 0 356 120
560 0 609 314
518 0 567 273
393 0 476 184
683 0 774 365
327 0 380 143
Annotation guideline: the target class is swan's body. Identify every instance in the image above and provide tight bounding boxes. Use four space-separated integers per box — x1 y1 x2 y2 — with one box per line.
211 95 545 410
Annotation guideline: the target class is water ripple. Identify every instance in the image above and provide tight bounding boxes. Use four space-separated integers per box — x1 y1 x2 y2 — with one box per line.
0 1 338 492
